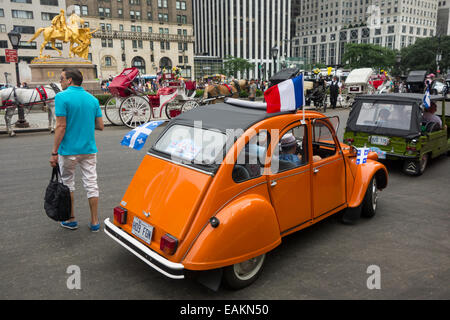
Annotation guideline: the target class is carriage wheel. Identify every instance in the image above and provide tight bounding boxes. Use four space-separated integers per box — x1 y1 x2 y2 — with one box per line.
119 95 151 128
181 100 200 113
104 96 123 126
165 102 182 119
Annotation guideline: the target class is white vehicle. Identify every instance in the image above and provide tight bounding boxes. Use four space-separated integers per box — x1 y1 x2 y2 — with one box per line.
344 68 375 94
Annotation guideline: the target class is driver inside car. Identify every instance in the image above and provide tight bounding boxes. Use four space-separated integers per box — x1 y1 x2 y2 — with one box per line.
279 134 302 166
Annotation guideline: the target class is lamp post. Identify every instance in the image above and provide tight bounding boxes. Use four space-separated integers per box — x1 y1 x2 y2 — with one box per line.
8 29 29 128
271 46 279 76
436 51 442 75
395 53 402 77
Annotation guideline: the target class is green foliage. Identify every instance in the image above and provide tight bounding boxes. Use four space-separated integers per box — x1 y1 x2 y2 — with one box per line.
400 36 450 75
94 94 112 105
256 89 263 97
343 43 396 70
195 89 204 98
222 55 255 78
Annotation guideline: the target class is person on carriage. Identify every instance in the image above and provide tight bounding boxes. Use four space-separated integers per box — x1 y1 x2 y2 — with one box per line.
51 9 70 42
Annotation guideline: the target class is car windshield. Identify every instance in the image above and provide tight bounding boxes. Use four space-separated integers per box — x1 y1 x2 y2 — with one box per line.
153 124 228 166
356 102 413 131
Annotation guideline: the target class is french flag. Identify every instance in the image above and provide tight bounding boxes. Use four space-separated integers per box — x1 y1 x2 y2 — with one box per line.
264 75 305 113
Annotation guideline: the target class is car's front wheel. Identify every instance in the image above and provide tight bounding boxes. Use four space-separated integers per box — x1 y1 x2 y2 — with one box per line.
361 177 378 218
222 254 266 290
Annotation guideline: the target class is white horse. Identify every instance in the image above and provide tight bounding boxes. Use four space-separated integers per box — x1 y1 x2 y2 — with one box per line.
0 83 62 137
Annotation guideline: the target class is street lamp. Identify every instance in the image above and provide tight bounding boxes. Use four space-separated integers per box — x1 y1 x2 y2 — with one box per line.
271 46 279 76
7 29 29 128
395 53 401 77
436 51 442 74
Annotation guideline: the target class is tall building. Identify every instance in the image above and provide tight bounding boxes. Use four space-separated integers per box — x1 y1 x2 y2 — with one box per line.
193 0 292 80
437 0 450 35
0 0 68 85
292 0 439 67
65 0 195 79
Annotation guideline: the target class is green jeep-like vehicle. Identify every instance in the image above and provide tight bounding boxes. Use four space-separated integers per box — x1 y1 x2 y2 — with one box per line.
343 93 450 176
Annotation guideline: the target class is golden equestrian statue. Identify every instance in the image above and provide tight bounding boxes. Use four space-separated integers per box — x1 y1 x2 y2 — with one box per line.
28 9 97 59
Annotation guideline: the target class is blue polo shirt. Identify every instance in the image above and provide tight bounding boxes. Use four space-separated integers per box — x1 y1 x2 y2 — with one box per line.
55 86 102 155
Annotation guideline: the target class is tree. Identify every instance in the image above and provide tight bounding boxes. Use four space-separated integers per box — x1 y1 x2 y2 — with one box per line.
342 43 396 71
222 55 255 78
400 36 450 76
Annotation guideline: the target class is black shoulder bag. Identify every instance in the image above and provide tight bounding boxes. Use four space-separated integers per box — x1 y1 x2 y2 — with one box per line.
44 166 72 221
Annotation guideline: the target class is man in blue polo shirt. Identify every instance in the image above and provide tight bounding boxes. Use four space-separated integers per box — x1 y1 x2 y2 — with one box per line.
49 67 104 232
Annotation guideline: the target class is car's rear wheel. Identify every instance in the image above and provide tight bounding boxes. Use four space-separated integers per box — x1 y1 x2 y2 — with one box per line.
403 153 428 176
361 177 378 218
222 254 266 290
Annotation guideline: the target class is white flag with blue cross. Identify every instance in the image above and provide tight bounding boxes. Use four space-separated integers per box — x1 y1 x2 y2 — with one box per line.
423 84 431 109
121 120 165 151
356 147 370 165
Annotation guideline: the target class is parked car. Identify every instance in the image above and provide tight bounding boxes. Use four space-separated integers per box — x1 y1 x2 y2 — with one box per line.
104 98 388 290
344 93 450 176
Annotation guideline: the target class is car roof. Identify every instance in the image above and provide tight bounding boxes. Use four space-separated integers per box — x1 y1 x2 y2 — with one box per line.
355 93 450 103
169 98 295 132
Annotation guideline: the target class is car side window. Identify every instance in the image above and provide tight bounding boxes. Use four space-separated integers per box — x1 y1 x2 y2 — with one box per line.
271 125 307 174
312 120 336 161
232 130 268 183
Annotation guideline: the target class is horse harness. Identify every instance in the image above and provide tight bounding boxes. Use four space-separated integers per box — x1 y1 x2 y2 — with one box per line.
1 83 61 109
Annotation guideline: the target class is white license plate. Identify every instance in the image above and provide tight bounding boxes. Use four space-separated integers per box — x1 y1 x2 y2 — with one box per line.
371 136 389 146
131 217 154 244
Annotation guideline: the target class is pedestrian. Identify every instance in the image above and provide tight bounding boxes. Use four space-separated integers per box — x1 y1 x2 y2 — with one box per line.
249 79 257 101
49 67 104 232
329 76 339 110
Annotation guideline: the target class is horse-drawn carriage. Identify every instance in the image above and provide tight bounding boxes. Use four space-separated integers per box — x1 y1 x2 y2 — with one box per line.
342 68 376 107
104 68 197 128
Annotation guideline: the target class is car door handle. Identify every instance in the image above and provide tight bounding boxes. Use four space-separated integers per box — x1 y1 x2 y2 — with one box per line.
313 168 320 174
270 181 277 187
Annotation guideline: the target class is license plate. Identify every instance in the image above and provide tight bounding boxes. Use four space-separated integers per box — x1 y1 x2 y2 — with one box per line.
349 86 360 92
131 217 154 244
369 146 386 159
370 136 389 146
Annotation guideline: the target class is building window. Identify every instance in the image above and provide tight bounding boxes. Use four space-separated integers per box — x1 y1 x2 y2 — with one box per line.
176 1 186 10
40 0 58 5
42 12 58 21
147 12 152 20
12 10 34 19
158 0 168 8
0 24 6 33
158 13 169 22
81 5 88 16
104 56 112 67
176 15 187 24
12 0 32 3
13 25 35 34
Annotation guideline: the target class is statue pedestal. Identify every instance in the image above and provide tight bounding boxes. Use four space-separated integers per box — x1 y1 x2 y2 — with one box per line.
28 57 99 94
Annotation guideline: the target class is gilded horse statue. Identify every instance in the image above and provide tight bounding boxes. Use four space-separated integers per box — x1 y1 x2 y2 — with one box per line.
27 9 97 59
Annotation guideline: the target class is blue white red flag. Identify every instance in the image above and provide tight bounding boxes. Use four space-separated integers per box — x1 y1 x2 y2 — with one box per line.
356 147 370 165
264 75 305 113
423 84 431 109
121 120 165 151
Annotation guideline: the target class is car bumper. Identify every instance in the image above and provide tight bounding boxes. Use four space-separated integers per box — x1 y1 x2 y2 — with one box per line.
103 218 185 279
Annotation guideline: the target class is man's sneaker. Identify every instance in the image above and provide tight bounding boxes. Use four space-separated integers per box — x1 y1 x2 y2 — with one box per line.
89 223 100 232
60 221 78 230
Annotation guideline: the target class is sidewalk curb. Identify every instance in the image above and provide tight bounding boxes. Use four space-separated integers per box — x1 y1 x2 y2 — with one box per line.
0 122 116 135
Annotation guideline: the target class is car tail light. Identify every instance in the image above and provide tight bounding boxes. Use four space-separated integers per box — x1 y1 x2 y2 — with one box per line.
114 206 127 224
160 233 178 255
406 146 417 151
345 138 354 145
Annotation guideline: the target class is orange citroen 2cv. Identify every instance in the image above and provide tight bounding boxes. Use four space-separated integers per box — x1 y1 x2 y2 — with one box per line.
104 98 388 290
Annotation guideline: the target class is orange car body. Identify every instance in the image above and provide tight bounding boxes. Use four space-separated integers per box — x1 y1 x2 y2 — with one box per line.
104 102 388 282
